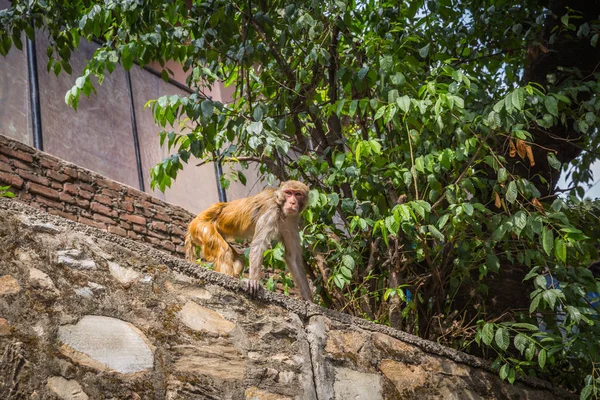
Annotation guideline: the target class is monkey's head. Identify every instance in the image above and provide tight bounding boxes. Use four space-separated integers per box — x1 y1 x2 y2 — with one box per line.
277 180 309 217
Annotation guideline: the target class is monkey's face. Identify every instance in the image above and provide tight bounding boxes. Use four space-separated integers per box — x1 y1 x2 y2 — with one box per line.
281 189 306 216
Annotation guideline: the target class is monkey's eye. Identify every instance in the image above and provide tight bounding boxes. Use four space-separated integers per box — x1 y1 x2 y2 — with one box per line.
283 190 294 197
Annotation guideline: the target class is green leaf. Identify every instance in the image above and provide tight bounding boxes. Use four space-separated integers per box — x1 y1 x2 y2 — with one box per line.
486 253 500 273
511 88 524 110
462 203 473 216
396 95 411 113
514 333 528 354
544 96 559 117
342 254 355 270
505 181 517 204
481 323 494 345
201 100 214 118
349 100 358 117
538 348 547 369
357 66 369 80
428 225 444 241
495 327 509 351
542 228 554 256
374 106 386 120
547 152 561 171
418 43 430 58
499 363 509 380
554 238 566 263
334 153 345 169
497 168 507 183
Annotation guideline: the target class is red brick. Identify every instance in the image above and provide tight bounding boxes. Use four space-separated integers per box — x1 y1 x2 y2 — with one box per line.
0 145 34 162
132 224 147 233
28 182 60 200
147 230 169 240
119 220 132 230
171 225 186 236
47 170 69 183
127 231 138 239
80 183 95 193
63 182 78 195
12 141 35 154
78 171 94 183
120 200 134 212
171 236 185 245
101 188 119 198
79 189 93 200
141 200 154 210
39 158 58 169
19 192 33 201
35 196 64 209
108 225 127 237
150 221 168 232
78 216 106 230
10 158 33 171
153 212 170 222
94 194 112 206
76 198 90 208
50 182 62 190
122 214 146 225
59 192 76 204
0 160 13 173
90 202 118 217
48 209 77 222
176 246 186 255
19 170 49 186
98 178 123 192
144 236 160 245
93 213 117 225
160 242 176 252
63 167 78 179
134 205 153 217
0 172 24 188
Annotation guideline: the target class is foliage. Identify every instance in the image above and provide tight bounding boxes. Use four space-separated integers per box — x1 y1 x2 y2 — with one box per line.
2 0 600 395
0 186 14 198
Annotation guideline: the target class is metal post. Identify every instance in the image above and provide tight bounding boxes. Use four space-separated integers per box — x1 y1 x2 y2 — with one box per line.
26 23 43 150
125 70 145 191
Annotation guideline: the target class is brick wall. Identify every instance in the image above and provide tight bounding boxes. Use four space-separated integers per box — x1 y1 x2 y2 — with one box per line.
0 134 194 256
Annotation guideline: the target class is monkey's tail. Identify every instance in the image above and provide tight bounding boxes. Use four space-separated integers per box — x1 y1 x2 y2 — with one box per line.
185 203 227 265
184 231 196 263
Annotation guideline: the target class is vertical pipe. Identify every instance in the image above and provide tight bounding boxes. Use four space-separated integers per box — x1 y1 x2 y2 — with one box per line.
26 23 43 151
125 70 145 192
213 151 227 202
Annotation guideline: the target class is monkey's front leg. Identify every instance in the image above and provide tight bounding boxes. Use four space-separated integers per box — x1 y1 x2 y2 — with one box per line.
245 278 262 297
246 236 268 298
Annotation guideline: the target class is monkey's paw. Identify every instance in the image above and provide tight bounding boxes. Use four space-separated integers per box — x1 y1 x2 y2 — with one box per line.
245 279 262 298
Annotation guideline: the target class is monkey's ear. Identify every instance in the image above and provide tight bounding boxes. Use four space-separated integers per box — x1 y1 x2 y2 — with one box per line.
274 189 285 205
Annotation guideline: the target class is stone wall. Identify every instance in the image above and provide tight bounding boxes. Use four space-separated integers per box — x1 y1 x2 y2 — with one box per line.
0 198 573 400
0 134 194 256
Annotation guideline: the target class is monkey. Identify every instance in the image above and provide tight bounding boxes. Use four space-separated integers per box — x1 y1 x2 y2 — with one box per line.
184 180 313 302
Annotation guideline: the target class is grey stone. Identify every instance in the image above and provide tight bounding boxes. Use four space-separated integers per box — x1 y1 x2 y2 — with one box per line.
57 249 97 270
29 267 59 293
333 367 382 400
74 287 94 298
58 315 154 373
46 376 89 400
108 262 141 286
177 301 235 335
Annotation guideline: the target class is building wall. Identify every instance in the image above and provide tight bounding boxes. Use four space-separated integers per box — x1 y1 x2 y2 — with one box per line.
0 0 262 214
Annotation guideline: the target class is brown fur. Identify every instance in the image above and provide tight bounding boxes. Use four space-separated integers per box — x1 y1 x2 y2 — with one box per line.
184 181 311 301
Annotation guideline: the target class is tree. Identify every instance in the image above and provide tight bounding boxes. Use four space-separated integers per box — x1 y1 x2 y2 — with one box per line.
2 0 600 395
